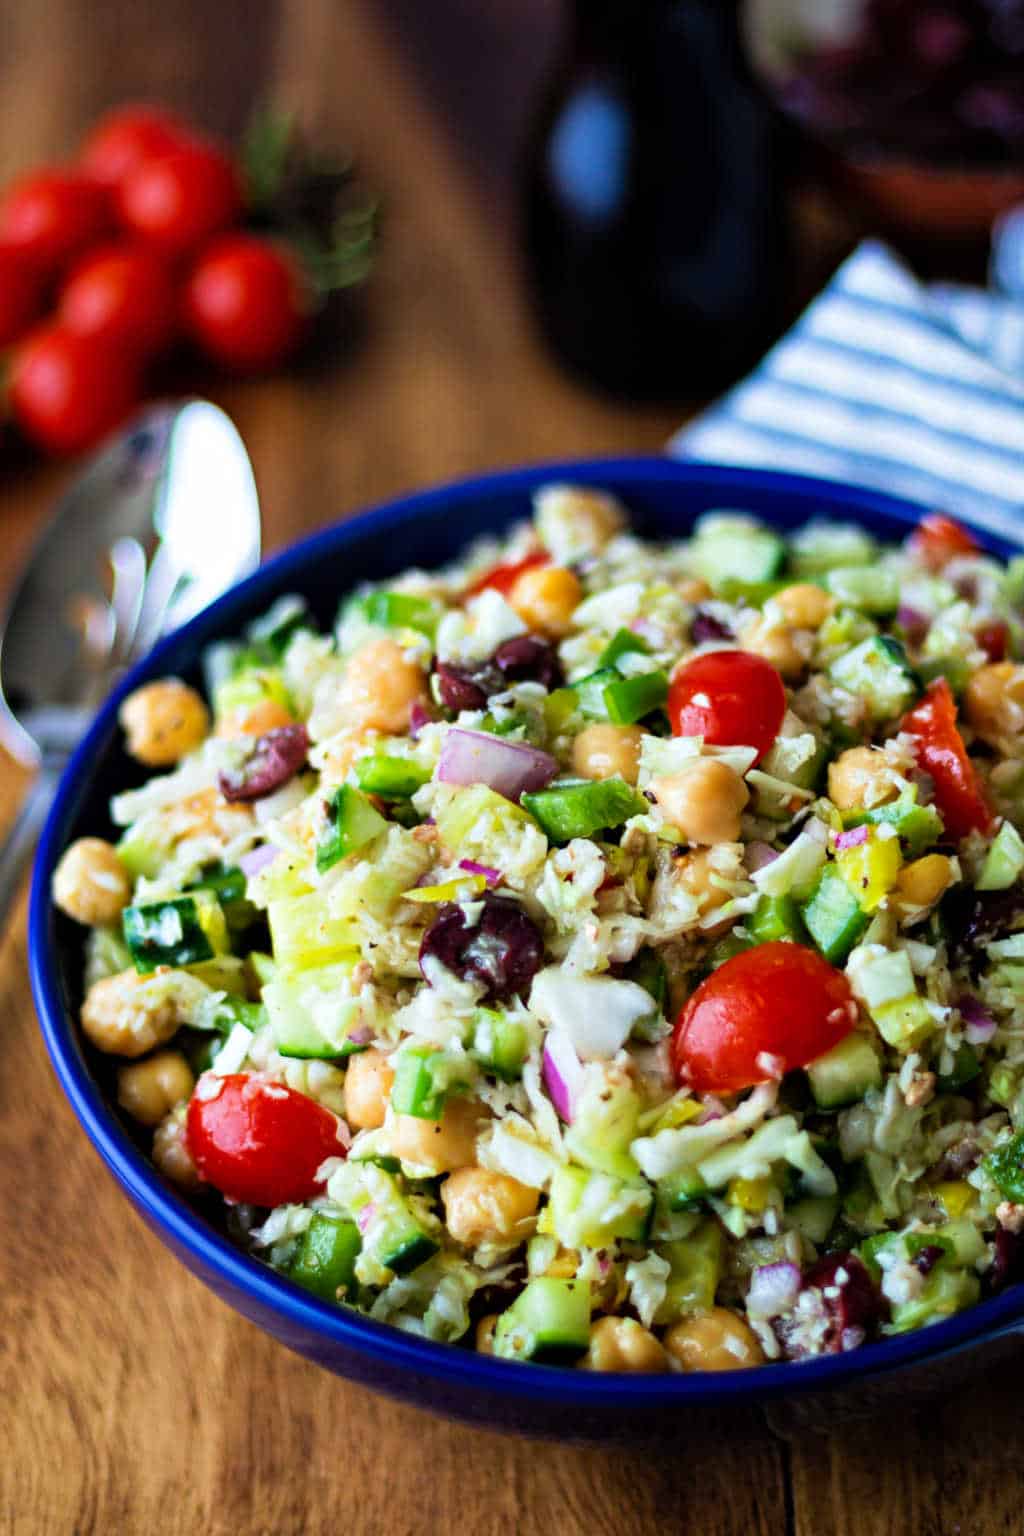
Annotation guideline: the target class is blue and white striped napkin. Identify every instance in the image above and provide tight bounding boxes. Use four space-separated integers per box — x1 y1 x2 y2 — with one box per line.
669 240 1024 544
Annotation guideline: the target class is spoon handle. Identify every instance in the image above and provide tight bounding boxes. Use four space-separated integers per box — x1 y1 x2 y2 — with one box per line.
0 766 62 935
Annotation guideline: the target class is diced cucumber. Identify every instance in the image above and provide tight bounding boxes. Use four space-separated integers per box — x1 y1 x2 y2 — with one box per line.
851 947 916 1010
886 1267 979 1334
564 1068 643 1181
470 1008 529 1080
391 1047 447 1120
189 863 256 932
547 1165 653 1249
872 993 934 1049
122 893 229 974
494 1278 592 1364
977 821 1024 892
621 948 668 1012
801 867 868 964
116 829 165 881
786 1195 839 1245
656 1165 708 1213
522 777 645 843
916 656 973 696
842 790 944 858
691 512 786 590
213 665 290 725
434 784 535 852
937 1042 980 1092
829 635 918 722
263 963 363 1059
748 893 805 945
825 566 899 614
652 1220 723 1324
791 522 876 575
359 1174 440 1275
316 785 388 874
807 1033 881 1109
288 1214 361 1302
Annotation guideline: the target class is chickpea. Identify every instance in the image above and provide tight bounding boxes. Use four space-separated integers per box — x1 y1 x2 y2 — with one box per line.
337 637 427 735
652 759 749 846
679 577 712 604
827 746 899 812
572 722 644 785
476 1314 499 1355
508 565 582 639
119 679 209 766
152 1106 201 1191
675 848 732 915
740 615 808 680
894 853 953 912
442 1166 539 1246
583 1316 669 1373
772 583 834 630
319 732 367 791
388 1095 486 1174
217 698 295 740
663 1308 765 1372
965 662 1024 746
534 484 625 561
117 1049 195 1127
52 837 131 926
81 969 185 1058
344 1048 395 1131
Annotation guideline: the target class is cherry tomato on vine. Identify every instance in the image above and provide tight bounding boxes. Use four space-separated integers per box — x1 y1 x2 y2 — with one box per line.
117 141 242 258
0 169 112 277
182 234 310 371
908 513 979 571
0 245 44 347
466 549 551 598
186 1073 348 1206
672 942 857 1094
900 678 993 842
80 103 193 189
59 242 177 356
9 325 139 456
667 649 786 765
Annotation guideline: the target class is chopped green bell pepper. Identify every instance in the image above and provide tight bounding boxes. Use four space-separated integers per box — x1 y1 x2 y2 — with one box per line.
522 777 645 843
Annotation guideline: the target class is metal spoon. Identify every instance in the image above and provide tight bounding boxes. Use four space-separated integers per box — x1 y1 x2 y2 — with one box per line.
0 399 262 931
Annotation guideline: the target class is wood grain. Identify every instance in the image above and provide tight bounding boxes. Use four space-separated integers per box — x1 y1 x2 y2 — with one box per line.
0 4 1018 1534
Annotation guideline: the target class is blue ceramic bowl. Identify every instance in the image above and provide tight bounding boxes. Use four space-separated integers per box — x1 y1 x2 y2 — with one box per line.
30 458 1024 1440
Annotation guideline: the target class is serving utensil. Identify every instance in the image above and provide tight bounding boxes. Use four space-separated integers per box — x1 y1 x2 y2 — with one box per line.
0 399 261 932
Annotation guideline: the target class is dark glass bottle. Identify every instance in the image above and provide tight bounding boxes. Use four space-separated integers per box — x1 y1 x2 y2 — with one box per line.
522 0 790 399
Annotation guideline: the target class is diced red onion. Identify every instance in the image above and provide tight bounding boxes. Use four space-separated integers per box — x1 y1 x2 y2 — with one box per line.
835 825 869 851
958 994 997 1045
356 1202 376 1234
745 841 779 872
897 604 930 643
347 1027 373 1046
459 859 501 886
697 1096 727 1124
437 727 558 802
747 1261 802 1319
334 1118 352 1151
239 843 280 878
542 1032 584 1123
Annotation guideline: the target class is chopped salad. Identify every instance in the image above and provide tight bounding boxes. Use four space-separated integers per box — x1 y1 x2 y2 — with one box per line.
53 488 1024 1373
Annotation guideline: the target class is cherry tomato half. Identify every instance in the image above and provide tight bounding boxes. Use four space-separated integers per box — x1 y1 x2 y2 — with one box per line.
182 234 310 371
908 513 979 572
672 942 857 1094
668 649 786 765
80 103 194 189
0 169 112 278
186 1073 348 1207
466 549 551 598
117 141 242 258
0 245 44 347
9 324 140 457
59 242 177 357
900 678 993 842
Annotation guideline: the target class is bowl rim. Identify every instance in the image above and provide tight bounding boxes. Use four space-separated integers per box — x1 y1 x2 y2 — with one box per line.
29 454 1024 1409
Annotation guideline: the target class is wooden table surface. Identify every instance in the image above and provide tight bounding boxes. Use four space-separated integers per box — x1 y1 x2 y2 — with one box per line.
2 4 1021 1533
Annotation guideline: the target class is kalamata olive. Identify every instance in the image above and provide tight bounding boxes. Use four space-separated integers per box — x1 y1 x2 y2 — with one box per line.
435 662 488 713
691 608 733 644
944 880 1024 970
218 724 309 802
911 1244 946 1276
492 635 563 691
419 893 544 1002
990 1227 1024 1295
776 1253 883 1359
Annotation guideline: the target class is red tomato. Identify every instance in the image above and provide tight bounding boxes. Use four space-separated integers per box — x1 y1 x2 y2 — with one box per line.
186 1073 347 1206
59 242 177 356
182 234 310 371
668 649 786 765
900 678 994 842
117 142 242 258
977 621 1009 664
80 103 193 188
0 244 44 346
9 324 139 456
908 513 979 571
672 943 857 1094
466 550 551 598
0 169 112 278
